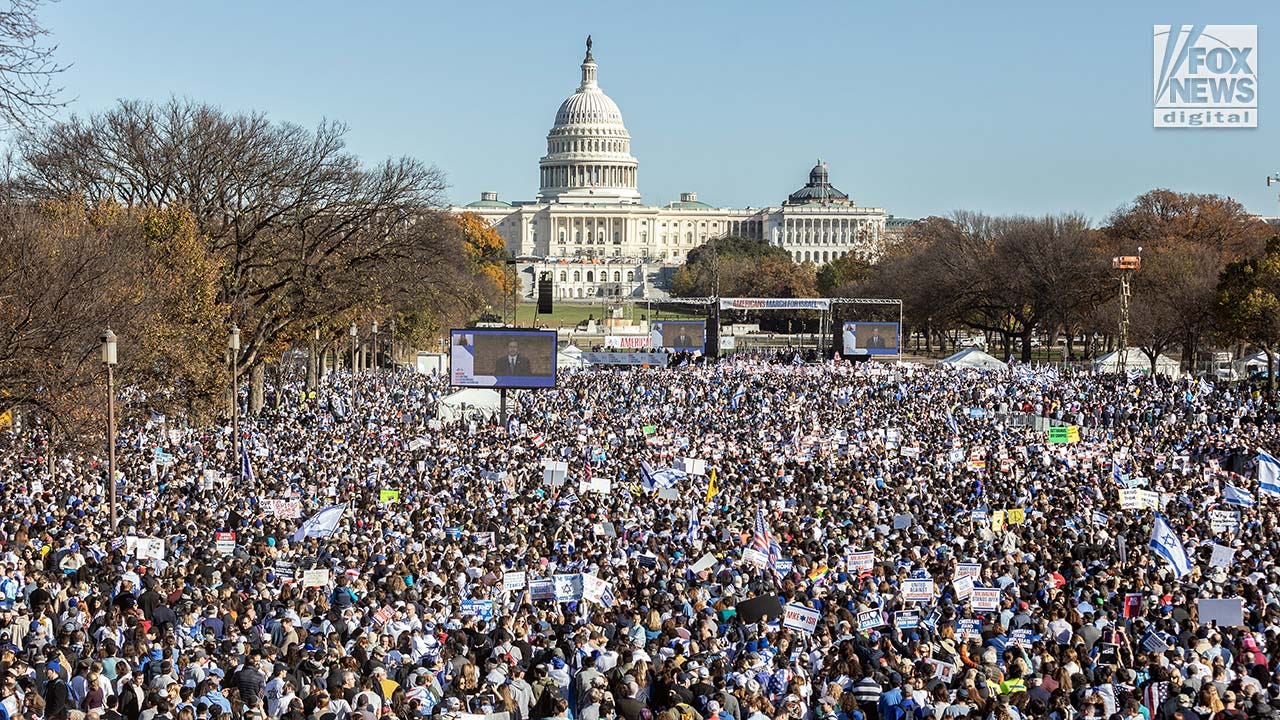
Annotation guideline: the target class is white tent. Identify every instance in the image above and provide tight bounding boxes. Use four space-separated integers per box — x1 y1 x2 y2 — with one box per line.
940 348 1009 371
437 388 502 425
1242 350 1273 369
558 350 585 370
1093 348 1181 378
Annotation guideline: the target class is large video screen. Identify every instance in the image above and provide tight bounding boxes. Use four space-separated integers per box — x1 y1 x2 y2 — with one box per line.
841 322 900 356
649 320 705 351
450 329 557 388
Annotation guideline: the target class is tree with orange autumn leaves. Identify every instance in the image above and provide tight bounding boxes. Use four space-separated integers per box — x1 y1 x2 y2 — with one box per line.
0 199 227 445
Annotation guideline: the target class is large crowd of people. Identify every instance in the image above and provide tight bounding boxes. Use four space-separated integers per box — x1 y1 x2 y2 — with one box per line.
2 356 1279 720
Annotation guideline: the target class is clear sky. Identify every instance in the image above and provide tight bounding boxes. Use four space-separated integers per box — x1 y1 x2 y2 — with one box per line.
36 1 1280 222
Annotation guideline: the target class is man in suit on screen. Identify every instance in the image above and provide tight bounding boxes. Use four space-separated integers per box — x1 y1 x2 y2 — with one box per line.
494 339 533 376
867 326 890 350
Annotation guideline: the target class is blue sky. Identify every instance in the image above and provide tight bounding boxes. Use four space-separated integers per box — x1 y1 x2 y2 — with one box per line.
38 1 1279 222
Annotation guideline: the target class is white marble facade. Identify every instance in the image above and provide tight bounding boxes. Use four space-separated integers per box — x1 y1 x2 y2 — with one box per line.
451 38 897 298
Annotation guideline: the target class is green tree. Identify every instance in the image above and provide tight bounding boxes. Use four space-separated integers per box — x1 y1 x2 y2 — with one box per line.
1217 236 1280 388
817 253 873 296
1105 190 1270 367
671 236 815 298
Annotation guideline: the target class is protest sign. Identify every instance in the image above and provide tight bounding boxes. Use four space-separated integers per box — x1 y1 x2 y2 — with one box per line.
848 551 875 575
215 532 235 556
503 571 527 592
1209 544 1235 569
552 574 583 602
894 611 920 629
782 603 820 634
1197 597 1244 627
955 618 982 639
926 659 956 683
1009 628 1038 648
971 587 1001 612
582 574 612 604
378 489 400 503
529 578 554 601
892 513 913 530
856 609 884 631
461 599 496 621
736 596 784 623
691 553 718 574
1210 510 1240 534
273 561 296 582
902 579 934 604
743 548 770 568
301 569 330 588
1005 508 1026 525
952 575 974 602
954 563 982 581
135 537 165 561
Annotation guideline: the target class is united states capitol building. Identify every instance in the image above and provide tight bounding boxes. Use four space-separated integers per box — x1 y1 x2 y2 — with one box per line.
451 38 912 301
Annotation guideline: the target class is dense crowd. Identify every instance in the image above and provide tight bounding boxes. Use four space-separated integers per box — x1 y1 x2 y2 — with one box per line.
2 357 1279 720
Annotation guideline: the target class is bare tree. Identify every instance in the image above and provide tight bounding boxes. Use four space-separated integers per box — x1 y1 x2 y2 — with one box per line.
0 0 66 130
16 99 488 380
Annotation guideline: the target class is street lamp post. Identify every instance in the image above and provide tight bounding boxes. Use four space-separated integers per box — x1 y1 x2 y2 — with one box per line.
308 326 320 390
388 318 396 371
102 328 118 530
371 321 379 374
228 325 240 471
349 322 358 409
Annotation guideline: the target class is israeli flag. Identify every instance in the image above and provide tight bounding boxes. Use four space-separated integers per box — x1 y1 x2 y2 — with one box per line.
1198 378 1214 396
1223 482 1256 508
556 493 578 508
240 444 255 483
687 504 700 545
1111 462 1127 487
730 384 746 410
945 406 960 436
640 461 685 490
1257 449 1280 496
291 505 345 542
1149 514 1192 579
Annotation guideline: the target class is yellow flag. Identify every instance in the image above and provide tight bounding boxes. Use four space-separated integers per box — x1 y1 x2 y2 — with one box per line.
705 467 719 502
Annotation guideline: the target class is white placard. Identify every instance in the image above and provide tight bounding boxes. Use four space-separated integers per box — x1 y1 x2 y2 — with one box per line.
848 551 874 575
743 548 770 568
971 587 1001 612
1210 510 1240 534
782 603 820 634
502 571 527 592
134 538 165 561
953 575 975 602
690 553 717 574
301 569 330 588
1197 598 1244 627
954 563 982 581
1209 544 1236 569
902 579 935 604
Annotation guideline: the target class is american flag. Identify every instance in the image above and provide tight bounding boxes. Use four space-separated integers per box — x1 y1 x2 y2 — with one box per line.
752 506 781 564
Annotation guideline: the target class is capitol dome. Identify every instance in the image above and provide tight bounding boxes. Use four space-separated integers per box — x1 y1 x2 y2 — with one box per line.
537 37 641 205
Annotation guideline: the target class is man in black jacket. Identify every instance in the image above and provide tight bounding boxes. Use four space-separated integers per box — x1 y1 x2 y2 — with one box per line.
42 660 70 720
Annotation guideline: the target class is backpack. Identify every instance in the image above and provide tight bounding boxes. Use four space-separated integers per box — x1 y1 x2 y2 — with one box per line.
674 703 699 720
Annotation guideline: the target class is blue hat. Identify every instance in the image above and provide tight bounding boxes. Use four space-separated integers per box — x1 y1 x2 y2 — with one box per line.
46 660 62 675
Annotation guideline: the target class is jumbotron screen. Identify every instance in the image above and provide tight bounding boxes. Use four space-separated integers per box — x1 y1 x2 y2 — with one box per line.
450 329 558 389
841 322 900 356
649 320 705 351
